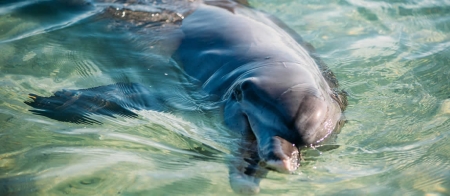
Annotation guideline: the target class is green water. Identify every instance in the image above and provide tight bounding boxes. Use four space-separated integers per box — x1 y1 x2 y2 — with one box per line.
1 0 450 195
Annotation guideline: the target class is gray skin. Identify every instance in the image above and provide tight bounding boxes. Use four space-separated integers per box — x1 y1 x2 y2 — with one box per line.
24 0 346 194
175 1 346 194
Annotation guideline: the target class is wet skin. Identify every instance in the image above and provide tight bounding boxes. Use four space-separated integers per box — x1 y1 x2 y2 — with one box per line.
176 2 346 193
25 0 347 194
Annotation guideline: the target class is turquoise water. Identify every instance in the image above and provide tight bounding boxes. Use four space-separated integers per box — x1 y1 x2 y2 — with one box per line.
1 0 450 195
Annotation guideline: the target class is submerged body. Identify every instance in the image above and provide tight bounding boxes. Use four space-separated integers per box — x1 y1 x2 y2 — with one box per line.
25 0 347 194
177 2 346 193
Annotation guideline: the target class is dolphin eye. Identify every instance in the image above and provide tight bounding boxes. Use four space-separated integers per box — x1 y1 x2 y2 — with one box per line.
233 88 242 101
233 79 254 101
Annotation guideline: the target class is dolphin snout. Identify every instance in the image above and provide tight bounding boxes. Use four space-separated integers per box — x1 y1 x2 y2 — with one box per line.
258 136 300 173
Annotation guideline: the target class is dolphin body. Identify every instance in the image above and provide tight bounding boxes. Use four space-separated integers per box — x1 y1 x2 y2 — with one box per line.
25 0 347 194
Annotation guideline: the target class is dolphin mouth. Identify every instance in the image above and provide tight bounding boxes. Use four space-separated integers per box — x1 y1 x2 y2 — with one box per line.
259 158 299 174
257 136 300 173
228 135 301 195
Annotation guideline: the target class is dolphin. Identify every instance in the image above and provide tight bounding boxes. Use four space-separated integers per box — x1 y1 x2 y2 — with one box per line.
25 0 347 194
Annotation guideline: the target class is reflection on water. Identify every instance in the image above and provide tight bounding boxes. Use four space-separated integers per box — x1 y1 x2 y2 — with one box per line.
1 0 449 195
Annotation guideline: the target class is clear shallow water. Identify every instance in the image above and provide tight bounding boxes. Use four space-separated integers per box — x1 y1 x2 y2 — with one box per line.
1 0 449 195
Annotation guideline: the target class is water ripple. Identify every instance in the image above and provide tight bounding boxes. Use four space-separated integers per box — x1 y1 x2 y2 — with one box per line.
404 41 450 60
0 3 102 44
69 128 208 157
1 0 450 195
0 1 38 15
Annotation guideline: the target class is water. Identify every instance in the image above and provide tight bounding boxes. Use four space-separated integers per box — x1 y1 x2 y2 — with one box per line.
1 0 449 195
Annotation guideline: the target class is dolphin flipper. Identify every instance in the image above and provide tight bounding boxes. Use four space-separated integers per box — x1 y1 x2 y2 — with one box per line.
25 83 165 124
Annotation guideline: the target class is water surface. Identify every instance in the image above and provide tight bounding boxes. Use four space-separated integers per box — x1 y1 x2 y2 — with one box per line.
1 0 450 195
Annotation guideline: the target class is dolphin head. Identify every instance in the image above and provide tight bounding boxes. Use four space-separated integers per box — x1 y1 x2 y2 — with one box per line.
230 65 345 173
